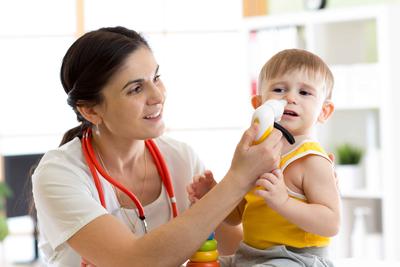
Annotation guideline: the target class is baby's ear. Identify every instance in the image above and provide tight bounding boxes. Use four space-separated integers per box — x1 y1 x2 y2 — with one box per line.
251 95 262 109
318 100 334 123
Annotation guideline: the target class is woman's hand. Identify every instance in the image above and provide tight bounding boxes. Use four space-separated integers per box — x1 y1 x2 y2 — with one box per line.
186 170 217 204
229 123 282 190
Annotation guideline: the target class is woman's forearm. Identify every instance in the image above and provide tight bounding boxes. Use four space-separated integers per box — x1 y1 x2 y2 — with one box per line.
70 172 248 267
124 170 248 266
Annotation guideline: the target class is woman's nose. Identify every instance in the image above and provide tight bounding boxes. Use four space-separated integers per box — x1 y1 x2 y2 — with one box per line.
148 82 165 104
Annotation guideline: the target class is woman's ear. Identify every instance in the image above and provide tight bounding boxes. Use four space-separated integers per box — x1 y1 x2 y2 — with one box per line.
318 100 334 123
76 104 103 125
251 95 262 109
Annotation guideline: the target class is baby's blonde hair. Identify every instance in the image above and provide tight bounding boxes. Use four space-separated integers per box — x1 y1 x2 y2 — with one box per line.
258 49 334 100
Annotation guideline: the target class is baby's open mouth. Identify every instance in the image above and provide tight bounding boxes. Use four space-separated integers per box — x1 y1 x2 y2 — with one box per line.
283 110 298 117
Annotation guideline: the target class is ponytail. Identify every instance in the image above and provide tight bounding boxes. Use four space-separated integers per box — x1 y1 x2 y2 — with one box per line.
59 123 89 147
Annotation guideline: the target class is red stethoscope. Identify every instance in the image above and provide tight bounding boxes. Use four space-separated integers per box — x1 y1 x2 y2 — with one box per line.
81 128 178 234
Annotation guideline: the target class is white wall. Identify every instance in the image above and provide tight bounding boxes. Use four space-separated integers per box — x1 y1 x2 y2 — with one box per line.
0 0 249 179
0 0 78 155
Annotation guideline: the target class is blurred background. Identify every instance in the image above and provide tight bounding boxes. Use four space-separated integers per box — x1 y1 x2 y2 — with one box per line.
1 0 400 266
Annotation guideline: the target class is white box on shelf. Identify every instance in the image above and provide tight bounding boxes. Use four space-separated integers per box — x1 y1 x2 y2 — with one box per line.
336 164 364 192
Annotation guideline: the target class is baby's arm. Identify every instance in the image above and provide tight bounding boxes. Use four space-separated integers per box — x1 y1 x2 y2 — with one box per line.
256 156 340 237
224 199 245 226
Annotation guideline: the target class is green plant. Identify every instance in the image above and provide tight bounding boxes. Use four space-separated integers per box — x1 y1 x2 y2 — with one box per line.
0 181 12 241
336 143 363 165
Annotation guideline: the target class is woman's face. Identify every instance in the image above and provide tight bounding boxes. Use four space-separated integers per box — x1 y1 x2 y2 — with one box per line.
96 46 166 140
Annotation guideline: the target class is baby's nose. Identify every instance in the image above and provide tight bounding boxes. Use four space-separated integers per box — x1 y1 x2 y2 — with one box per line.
285 92 297 104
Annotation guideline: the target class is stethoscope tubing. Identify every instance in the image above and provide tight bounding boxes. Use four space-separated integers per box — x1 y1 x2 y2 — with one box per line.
81 128 178 234
146 140 178 207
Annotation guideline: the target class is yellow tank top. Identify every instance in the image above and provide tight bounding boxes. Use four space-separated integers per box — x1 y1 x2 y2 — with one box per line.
242 140 332 249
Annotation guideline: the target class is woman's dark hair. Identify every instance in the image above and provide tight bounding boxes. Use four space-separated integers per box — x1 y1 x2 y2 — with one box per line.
59 26 150 146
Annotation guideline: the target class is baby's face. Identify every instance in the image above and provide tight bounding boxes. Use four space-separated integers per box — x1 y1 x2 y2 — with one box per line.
259 69 328 136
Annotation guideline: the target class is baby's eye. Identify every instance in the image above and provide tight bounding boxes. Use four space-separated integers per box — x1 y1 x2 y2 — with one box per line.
272 88 285 93
299 89 311 96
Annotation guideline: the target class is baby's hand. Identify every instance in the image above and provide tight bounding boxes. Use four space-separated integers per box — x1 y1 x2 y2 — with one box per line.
186 170 217 204
254 169 289 211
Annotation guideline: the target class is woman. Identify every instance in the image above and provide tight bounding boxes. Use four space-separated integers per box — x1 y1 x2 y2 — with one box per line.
32 26 282 266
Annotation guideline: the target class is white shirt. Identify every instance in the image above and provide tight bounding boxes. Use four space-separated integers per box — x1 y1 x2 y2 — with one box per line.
32 135 204 266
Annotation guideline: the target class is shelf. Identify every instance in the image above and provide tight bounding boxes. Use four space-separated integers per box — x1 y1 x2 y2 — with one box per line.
241 5 391 30
340 189 382 200
242 4 400 260
243 6 387 66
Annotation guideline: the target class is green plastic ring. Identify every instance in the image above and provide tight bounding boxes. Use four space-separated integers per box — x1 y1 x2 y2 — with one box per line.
199 239 218 252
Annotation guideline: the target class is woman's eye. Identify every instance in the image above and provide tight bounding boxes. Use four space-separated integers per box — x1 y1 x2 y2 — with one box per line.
153 74 161 83
128 86 142 95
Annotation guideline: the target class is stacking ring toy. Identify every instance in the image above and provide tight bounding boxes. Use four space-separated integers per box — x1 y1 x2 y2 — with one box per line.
189 250 219 262
186 261 220 267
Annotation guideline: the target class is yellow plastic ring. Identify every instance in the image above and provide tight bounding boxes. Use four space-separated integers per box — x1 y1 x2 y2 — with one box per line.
199 240 218 252
190 250 219 262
